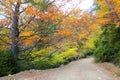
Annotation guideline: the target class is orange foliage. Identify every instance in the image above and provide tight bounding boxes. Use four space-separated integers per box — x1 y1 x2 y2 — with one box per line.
56 29 72 37
26 6 37 15
96 0 120 26
89 24 99 31
20 32 32 37
9 0 13 4
22 35 38 45
96 18 111 25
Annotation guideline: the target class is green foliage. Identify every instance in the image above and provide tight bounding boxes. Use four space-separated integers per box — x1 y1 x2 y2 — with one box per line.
52 47 78 65
31 58 53 69
94 25 120 65
114 51 120 65
27 0 49 10
83 48 94 57
0 50 18 77
77 38 95 58
19 47 78 70
59 47 78 60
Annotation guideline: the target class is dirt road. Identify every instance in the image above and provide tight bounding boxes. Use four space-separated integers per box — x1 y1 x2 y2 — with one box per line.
0 58 117 80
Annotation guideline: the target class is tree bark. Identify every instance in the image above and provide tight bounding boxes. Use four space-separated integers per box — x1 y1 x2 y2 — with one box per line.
11 2 20 60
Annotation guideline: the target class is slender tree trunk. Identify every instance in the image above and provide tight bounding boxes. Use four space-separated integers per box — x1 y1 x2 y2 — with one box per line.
11 3 20 60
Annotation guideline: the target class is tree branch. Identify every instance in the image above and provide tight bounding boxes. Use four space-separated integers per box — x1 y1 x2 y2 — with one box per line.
105 0 120 22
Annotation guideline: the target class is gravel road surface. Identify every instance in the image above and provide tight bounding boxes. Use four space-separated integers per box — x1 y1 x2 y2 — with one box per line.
0 58 117 80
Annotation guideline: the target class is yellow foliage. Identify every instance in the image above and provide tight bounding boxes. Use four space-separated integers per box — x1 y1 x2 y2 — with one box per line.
20 31 32 37
89 24 99 32
96 0 120 26
79 33 87 39
84 37 96 49
96 18 110 25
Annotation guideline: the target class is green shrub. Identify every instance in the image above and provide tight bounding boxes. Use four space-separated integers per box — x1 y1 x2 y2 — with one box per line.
59 48 78 61
114 51 120 65
31 58 52 69
82 48 94 58
51 47 78 67
94 25 120 65
51 54 65 67
0 50 17 77
19 47 78 70
94 46 115 62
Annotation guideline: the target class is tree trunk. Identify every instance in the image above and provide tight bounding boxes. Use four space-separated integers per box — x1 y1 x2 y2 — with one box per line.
11 3 20 60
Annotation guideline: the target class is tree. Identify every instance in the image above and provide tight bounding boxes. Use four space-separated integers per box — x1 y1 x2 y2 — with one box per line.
95 0 120 26
94 0 120 63
11 0 20 60
0 0 21 60
0 0 56 60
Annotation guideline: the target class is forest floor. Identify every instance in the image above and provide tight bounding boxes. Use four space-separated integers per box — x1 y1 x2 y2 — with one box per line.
0 58 119 80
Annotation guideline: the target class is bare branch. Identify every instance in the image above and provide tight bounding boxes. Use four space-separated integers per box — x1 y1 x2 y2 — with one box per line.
48 0 56 5
19 15 35 33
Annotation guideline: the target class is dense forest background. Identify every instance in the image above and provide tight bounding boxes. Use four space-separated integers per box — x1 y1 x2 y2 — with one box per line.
0 0 120 77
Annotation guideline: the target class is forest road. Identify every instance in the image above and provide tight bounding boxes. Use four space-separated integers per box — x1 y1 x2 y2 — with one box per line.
0 58 117 80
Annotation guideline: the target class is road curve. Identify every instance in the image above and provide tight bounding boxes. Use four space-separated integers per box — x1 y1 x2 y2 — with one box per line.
0 58 117 80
